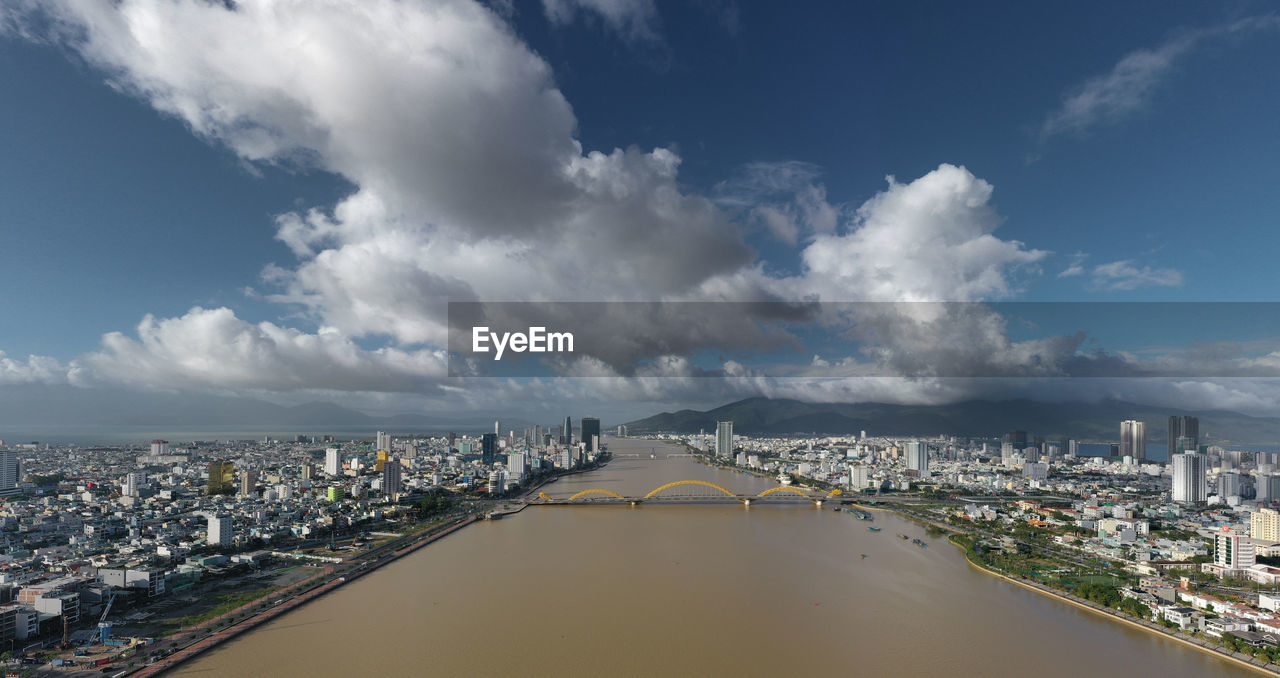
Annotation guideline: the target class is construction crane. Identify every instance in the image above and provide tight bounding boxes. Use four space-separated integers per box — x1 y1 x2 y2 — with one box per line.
92 590 118 645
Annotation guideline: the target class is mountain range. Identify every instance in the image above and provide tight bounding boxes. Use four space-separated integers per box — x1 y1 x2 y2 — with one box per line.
0 384 525 431
622 397 1280 446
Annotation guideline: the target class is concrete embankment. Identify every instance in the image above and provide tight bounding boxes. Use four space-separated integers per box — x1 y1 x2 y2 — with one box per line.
133 516 477 677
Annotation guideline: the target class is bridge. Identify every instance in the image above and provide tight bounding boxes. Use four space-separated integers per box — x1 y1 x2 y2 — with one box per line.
533 480 842 506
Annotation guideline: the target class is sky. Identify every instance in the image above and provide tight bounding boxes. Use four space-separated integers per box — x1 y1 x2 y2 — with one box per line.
2 0 1280 426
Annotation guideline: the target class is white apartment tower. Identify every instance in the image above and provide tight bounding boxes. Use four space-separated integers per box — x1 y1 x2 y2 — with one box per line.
715 421 734 458
1172 452 1207 503
207 514 233 548
906 440 929 475
325 447 342 476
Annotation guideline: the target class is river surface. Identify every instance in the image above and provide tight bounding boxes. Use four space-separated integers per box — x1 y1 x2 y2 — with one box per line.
175 438 1255 677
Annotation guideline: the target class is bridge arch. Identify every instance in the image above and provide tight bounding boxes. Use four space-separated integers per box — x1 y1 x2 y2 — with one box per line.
568 488 626 501
756 486 815 500
644 480 737 499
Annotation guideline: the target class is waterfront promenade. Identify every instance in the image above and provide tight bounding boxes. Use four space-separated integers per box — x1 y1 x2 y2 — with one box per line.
133 515 477 677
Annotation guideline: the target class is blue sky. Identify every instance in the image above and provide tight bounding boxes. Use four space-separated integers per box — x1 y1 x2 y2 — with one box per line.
2 0 1280 421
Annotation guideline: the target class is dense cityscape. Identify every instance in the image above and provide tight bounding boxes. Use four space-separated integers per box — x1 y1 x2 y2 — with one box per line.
0 412 1279 672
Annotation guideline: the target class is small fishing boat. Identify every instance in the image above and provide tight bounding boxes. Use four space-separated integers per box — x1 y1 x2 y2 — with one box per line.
868 526 882 532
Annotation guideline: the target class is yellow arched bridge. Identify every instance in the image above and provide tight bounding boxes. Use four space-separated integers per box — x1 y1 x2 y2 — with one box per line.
535 481 841 506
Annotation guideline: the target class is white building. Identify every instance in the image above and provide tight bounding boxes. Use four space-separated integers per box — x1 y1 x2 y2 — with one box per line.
1172 452 1207 503
507 453 526 481
206 513 233 548
1218 471 1242 500
906 441 929 476
325 447 342 476
1023 462 1049 482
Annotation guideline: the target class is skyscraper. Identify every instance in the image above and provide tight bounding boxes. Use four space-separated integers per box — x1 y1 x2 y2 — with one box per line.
1168 415 1200 458
0 449 19 496
481 432 498 466
1120 420 1146 460
207 460 235 495
581 417 600 452
715 421 734 457
906 440 929 475
563 416 573 445
1172 451 1207 503
1253 507 1280 542
325 447 342 476
1003 430 1028 451
239 469 258 497
376 449 389 472
507 452 526 481
1259 474 1280 504
1218 471 1242 499
382 459 402 497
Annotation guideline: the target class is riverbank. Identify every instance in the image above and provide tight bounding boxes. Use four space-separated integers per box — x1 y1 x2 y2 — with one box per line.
946 535 1280 676
132 515 477 677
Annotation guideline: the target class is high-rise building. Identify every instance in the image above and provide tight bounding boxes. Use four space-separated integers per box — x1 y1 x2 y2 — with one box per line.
150 439 170 456
906 440 929 475
207 460 235 495
1259 474 1280 504
325 447 342 476
1120 420 1146 460
207 514 233 547
122 471 146 498
563 416 573 445
376 431 391 451
1218 471 1242 499
715 421 734 457
447 431 457 449
850 466 870 489
239 470 258 497
581 417 601 452
382 460 402 497
0 449 18 496
1252 507 1280 542
1169 416 1200 458
1023 462 1049 482
481 433 498 466
301 463 313 480
1067 440 1079 459
376 450 389 472
1215 528 1255 570
1023 445 1040 464
507 452 526 481
1003 430 1028 451
1171 452 1207 503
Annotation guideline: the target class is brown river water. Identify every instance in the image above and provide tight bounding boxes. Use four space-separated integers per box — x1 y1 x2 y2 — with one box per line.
174 438 1256 677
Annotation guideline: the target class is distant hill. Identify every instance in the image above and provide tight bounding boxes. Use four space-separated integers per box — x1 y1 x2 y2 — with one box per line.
623 397 1280 446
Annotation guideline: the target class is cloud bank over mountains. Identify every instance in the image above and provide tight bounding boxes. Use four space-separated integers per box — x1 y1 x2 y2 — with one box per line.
2 0 1269 420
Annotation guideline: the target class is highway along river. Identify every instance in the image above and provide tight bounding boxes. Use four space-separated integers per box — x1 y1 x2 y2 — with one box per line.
174 438 1257 677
